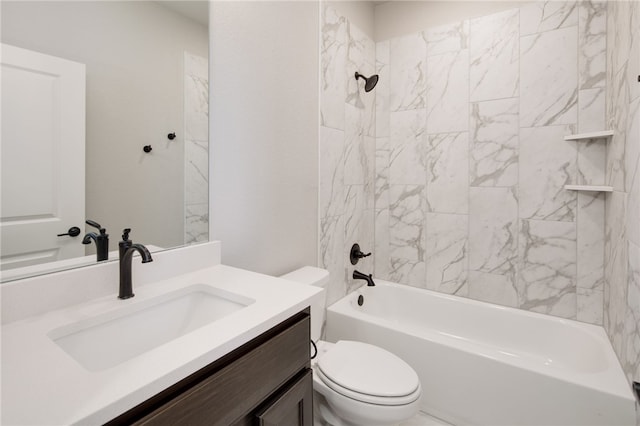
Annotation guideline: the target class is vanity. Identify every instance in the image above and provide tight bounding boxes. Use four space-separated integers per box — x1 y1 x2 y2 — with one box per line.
1 242 322 425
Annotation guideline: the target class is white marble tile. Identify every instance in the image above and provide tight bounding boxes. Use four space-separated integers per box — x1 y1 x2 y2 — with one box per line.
426 132 469 214
469 187 518 276
468 270 518 308
184 51 208 80
624 240 640 381
389 185 426 262
425 20 468 56
578 87 606 134
389 257 426 288
577 192 605 291
344 186 374 270
389 109 426 185
426 213 468 295
606 68 628 191
576 138 606 186
375 149 390 210
185 139 209 205
625 98 640 221
520 27 578 127
628 140 640 249
319 126 345 218
185 202 209 244
389 32 427 112
519 126 577 222
520 1 578 36
184 74 209 142
320 214 346 306
375 209 390 280
628 2 640 103
426 50 469 135
518 219 577 319
321 5 347 130
577 288 603 324
470 98 519 187
344 104 365 185
363 136 376 210
469 8 519 102
376 41 390 138
579 1 607 89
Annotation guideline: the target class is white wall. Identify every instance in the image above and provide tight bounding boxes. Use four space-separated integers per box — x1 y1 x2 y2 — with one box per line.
210 1 319 276
1 1 208 249
374 1 523 40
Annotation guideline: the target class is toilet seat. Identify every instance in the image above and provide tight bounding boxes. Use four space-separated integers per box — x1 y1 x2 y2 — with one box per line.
316 340 421 406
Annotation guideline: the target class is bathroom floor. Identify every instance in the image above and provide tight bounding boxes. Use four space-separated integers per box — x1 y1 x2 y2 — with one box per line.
400 411 453 426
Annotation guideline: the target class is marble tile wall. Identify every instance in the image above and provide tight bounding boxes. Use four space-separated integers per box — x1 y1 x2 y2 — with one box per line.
184 52 209 244
604 0 640 421
371 1 609 325
320 5 376 305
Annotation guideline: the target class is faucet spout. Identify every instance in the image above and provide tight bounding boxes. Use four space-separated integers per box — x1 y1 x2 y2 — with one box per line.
353 270 375 286
119 243 153 299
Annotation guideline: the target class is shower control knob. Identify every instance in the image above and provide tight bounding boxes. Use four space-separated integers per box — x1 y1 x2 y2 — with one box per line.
350 243 371 265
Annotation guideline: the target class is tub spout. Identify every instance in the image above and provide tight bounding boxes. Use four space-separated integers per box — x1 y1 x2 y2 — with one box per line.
353 270 375 286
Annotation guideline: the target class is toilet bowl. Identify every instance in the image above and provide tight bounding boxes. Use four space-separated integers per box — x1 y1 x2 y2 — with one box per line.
280 267 421 426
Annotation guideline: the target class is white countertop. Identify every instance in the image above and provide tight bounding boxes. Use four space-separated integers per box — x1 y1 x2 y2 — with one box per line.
1 259 322 425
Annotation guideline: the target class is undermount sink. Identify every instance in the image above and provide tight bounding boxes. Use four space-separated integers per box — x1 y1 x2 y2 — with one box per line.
48 284 255 371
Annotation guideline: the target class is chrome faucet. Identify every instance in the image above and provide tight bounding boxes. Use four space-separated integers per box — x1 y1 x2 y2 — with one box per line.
118 228 153 299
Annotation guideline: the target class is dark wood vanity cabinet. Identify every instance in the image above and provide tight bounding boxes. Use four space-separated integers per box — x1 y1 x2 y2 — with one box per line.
106 309 313 426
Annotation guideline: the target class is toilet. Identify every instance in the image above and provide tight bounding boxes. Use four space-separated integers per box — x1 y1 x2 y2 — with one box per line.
280 267 422 426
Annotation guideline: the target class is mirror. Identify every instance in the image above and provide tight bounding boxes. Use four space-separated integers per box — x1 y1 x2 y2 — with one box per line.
0 1 209 282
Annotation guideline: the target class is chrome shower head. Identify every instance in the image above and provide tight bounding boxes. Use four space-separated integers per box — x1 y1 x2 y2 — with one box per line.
355 72 379 92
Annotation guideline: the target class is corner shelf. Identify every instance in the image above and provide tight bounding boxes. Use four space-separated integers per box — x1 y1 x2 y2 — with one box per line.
564 130 614 141
564 185 613 192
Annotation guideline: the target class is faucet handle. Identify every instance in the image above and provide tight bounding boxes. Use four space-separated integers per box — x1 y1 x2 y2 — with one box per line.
86 219 106 234
350 243 372 265
122 228 131 241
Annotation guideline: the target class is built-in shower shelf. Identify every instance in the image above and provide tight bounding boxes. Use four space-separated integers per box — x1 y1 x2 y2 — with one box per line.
564 130 614 141
564 185 613 192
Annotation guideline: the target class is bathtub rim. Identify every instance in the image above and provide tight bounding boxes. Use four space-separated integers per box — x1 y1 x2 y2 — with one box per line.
327 279 635 403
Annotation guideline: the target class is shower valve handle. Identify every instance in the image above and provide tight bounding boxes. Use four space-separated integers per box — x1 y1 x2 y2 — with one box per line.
350 243 371 265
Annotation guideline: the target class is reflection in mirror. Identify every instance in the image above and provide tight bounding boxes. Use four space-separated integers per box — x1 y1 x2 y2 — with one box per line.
0 1 209 282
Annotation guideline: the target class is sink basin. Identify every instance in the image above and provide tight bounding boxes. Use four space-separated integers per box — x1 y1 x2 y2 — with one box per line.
48 284 255 371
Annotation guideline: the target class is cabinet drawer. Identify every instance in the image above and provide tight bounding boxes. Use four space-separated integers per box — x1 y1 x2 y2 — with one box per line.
109 311 310 426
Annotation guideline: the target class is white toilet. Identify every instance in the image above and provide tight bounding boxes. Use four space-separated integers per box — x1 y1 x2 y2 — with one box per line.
280 267 422 426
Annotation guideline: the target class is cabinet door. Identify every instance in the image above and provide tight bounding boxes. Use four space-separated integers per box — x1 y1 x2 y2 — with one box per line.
256 370 313 426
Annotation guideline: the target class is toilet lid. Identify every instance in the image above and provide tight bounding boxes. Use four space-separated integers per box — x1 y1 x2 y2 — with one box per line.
317 340 419 398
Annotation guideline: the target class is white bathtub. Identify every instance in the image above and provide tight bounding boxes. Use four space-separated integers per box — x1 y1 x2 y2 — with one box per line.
325 280 636 426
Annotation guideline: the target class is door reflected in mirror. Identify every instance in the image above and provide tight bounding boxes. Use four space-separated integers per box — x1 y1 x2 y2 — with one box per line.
0 1 209 282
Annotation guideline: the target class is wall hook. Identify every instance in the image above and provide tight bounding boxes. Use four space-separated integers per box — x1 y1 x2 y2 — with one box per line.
143 145 152 153
167 132 176 140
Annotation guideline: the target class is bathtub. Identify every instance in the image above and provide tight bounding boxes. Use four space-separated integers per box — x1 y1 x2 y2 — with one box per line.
325 280 636 426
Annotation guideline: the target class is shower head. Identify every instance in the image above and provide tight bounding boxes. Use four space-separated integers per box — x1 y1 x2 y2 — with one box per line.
355 72 379 92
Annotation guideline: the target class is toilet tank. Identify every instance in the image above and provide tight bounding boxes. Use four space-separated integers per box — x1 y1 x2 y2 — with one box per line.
279 266 329 342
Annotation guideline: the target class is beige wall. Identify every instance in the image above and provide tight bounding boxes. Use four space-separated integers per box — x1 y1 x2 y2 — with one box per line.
375 1 523 40
210 1 319 276
1 1 208 250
